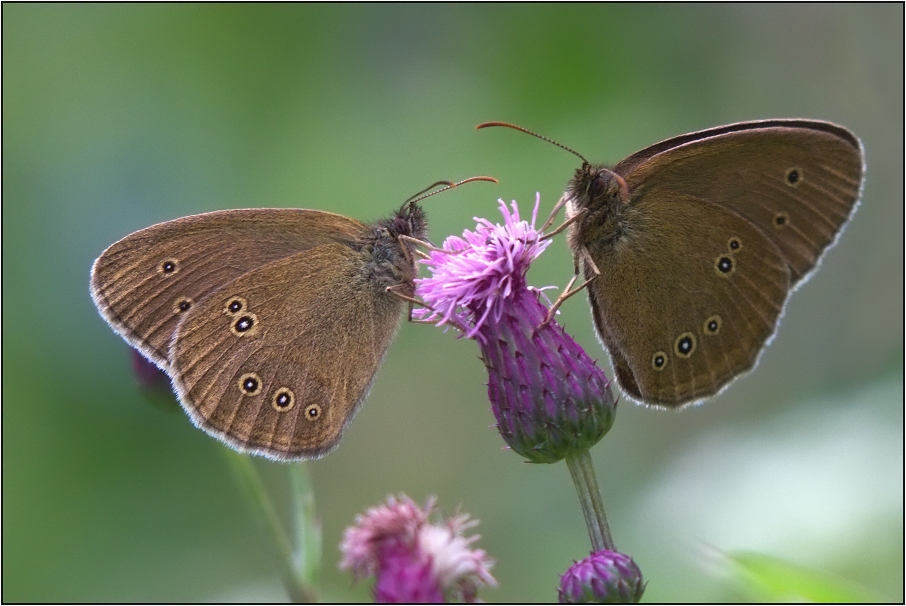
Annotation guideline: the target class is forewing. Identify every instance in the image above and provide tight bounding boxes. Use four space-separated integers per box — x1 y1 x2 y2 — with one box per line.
90 208 366 368
615 121 863 285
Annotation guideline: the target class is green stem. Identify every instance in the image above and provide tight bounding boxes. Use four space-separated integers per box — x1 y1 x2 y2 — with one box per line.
288 461 321 601
565 450 614 552
222 449 318 602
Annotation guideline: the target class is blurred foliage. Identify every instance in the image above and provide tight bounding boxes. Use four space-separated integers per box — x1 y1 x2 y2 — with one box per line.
724 551 886 603
2 4 902 602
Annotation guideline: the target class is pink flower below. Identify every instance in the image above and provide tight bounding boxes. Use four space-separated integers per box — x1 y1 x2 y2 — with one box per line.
340 494 496 603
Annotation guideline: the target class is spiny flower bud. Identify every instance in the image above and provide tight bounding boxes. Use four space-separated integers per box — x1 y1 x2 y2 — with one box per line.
558 549 645 604
415 196 616 463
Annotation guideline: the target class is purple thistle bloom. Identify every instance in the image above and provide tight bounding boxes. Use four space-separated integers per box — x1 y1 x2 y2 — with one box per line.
558 550 645 604
373 537 445 603
339 494 496 603
416 197 616 463
131 348 170 392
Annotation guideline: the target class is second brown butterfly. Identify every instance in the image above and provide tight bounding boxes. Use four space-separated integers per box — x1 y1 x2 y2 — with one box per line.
479 120 864 407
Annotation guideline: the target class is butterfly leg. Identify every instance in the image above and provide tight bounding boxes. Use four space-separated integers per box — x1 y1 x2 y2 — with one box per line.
580 246 601 276
540 273 597 327
396 235 433 260
540 193 571 232
398 234 465 257
541 207 587 242
386 285 431 309
385 285 475 331
386 285 436 323
540 244 600 327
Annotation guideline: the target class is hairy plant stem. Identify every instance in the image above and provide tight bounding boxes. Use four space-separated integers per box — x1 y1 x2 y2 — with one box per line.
565 450 614 552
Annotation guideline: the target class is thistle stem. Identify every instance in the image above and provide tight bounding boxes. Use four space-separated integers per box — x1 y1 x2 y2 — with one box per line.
289 462 322 601
222 449 318 602
565 450 615 552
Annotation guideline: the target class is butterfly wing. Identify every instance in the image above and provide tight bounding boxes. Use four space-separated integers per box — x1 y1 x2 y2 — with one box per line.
90 209 366 368
168 243 406 460
614 120 864 285
586 193 792 407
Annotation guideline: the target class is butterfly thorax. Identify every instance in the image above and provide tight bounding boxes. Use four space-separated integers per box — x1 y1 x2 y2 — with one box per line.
357 202 428 293
566 163 631 252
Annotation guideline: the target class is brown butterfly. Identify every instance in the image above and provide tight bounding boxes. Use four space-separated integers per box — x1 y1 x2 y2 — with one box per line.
90 178 494 460
479 120 864 407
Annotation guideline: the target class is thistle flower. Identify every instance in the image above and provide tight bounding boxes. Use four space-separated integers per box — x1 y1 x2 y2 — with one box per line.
339 494 496 603
130 348 181 413
558 550 645 604
131 348 170 392
415 196 616 464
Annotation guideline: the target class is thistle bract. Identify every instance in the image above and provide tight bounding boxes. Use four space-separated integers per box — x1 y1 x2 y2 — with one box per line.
558 549 645 604
416 197 616 463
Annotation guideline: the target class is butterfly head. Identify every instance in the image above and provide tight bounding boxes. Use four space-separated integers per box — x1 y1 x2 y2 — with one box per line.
359 202 428 293
389 200 429 242
569 164 631 211
564 164 632 252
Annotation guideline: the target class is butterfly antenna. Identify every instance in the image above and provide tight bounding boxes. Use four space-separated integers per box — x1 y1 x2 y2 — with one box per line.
476 121 589 165
404 176 498 207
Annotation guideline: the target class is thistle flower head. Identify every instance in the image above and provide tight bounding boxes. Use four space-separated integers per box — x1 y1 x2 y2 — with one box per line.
415 196 550 339
415 196 616 464
558 549 645 604
339 494 496 603
131 348 170 392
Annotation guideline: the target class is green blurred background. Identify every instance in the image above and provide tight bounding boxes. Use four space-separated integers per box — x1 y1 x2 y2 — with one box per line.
3 4 902 602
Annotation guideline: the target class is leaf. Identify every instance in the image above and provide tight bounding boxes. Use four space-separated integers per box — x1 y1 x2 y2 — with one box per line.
725 551 884 603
